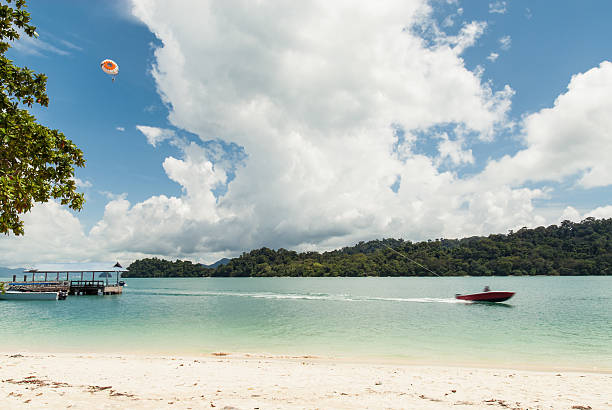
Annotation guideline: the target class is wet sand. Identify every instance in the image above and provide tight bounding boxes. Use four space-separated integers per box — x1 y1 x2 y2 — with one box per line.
1 352 610 409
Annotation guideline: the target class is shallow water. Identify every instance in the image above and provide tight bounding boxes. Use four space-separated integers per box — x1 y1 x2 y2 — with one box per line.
1 276 610 370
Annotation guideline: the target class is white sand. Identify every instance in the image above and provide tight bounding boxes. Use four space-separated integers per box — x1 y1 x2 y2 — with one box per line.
1 352 610 409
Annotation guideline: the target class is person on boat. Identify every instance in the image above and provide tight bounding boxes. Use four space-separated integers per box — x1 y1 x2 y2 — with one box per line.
483 286 490 292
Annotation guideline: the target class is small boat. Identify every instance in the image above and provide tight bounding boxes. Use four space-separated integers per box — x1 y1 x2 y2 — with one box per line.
0 291 59 301
455 287 515 303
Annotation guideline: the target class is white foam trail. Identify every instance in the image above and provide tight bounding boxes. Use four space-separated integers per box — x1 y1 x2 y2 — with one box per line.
133 289 467 303
367 296 468 304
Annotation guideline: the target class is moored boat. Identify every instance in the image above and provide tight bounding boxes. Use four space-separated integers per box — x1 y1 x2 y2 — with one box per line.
455 288 515 302
0 291 59 301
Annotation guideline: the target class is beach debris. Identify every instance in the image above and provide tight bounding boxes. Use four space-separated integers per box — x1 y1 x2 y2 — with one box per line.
483 398 513 408
100 59 119 82
212 352 229 356
109 389 135 398
87 385 112 393
375 381 382 385
418 394 442 402
4 377 45 388
571 406 592 410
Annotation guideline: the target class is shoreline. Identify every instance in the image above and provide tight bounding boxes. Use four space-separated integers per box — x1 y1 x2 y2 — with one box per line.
4 347 610 375
1 351 610 409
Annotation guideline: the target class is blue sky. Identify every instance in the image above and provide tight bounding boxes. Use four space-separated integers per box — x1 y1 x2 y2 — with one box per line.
2 0 612 266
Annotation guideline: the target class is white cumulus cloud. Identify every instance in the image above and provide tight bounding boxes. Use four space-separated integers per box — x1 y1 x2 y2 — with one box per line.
136 125 176 147
0 203 94 267
437 133 474 166
499 35 512 50
561 206 612 223
479 61 612 188
74 178 92 189
489 1 507 14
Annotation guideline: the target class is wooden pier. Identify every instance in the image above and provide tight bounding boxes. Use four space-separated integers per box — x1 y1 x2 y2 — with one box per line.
7 263 127 297
6 280 123 296
69 280 123 295
7 280 70 293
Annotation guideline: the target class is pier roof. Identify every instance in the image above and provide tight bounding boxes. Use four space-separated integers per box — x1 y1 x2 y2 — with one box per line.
25 262 127 273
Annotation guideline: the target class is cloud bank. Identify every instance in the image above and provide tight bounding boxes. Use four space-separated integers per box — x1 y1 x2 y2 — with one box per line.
2 0 612 266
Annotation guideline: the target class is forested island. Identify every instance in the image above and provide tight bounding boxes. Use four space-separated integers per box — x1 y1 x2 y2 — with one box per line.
124 217 612 277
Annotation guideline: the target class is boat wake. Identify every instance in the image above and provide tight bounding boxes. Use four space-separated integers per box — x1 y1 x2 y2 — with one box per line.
132 289 467 304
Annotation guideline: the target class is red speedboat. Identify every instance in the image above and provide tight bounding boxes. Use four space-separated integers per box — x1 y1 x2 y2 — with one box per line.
455 288 515 302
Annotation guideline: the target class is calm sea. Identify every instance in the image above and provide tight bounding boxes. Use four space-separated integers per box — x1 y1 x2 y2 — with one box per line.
1 276 610 371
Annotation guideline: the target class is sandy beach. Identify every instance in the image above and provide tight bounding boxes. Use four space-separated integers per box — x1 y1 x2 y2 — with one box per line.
0 352 610 409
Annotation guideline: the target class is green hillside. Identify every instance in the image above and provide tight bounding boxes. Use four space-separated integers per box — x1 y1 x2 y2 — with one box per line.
125 218 612 277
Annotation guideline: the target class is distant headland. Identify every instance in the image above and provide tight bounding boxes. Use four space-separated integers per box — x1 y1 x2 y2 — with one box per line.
123 217 612 278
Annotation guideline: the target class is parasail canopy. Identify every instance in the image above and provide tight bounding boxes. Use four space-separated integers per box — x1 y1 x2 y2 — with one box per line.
100 59 119 77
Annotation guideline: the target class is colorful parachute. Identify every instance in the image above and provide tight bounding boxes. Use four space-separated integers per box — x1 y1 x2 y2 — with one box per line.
100 59 119 81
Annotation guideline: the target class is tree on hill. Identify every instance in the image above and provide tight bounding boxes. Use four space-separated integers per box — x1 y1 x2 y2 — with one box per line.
0 0 85 235
124 258 211 278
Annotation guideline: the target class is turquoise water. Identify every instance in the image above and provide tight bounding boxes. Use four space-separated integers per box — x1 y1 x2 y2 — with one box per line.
1 276 610 371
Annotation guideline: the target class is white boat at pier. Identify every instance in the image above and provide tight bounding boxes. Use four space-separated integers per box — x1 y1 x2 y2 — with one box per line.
0 291 59 301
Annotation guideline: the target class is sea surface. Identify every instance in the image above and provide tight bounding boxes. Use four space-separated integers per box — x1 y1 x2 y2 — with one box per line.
1 276 610 371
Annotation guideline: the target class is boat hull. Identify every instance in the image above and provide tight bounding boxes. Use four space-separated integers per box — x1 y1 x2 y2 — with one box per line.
0 291 59 301
455 291 515 302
